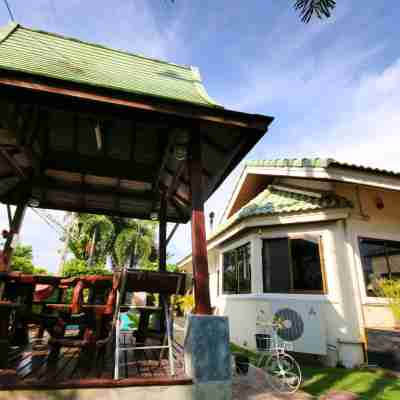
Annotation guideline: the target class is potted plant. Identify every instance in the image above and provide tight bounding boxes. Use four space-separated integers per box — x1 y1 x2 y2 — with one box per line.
234 353 249 375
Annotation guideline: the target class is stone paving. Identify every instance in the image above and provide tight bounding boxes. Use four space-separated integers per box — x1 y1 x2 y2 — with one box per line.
232 366 312 400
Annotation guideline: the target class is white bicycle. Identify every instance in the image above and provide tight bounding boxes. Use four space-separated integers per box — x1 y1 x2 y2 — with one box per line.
233 320 302 394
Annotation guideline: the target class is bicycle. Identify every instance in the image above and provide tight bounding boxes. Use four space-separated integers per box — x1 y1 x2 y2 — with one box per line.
233 319 302 394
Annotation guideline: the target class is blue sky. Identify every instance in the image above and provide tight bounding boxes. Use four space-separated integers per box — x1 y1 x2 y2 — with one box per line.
1 0 400 271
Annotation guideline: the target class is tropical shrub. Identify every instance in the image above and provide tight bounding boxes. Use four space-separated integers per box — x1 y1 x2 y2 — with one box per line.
376 279 400 323
61 258 111 277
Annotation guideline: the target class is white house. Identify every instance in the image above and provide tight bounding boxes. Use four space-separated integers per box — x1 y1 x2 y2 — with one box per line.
178 158 400 369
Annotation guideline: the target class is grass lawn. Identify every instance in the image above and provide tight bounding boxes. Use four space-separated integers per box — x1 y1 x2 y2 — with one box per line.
302 366 400 400
230 344 400 399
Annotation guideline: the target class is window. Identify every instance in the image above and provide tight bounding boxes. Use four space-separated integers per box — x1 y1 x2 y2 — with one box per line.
223 243 251 294
262 237 325 293
359 238 400 297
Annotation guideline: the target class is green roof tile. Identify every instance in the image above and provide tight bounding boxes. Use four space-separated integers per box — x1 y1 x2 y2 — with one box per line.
246 157 400 177
237 186 352 220
208 185 353 241
0 23 220 108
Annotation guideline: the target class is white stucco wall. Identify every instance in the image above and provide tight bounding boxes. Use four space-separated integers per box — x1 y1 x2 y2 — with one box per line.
179 182 400 368
209 220 365 367
336 183 400 329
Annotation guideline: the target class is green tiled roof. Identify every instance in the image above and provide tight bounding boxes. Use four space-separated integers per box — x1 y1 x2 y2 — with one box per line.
246 158 400 177
237 185 353 220
0 23 220 107
208 185 352 242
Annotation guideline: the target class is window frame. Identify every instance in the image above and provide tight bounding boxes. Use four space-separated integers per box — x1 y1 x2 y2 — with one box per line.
262 235 327 295
358 236 400 297
222 242 252 295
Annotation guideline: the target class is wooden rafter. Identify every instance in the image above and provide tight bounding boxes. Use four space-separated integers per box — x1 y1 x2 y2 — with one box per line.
33 180 155 202
169 197 188 221
0 149 27 179
160 183 190 207
44 151 154 182
202 134 228 155
206 135 251 199
153 129 176 195
166 162 185 200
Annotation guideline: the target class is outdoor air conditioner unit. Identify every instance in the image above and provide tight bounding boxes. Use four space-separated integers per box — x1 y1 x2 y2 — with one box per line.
255 299 327 355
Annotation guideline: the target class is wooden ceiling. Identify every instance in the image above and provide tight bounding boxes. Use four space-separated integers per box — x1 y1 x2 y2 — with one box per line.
0 72 273 223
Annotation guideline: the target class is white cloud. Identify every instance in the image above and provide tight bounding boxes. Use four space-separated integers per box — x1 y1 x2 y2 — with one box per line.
0 207 65 273
304 58 400 170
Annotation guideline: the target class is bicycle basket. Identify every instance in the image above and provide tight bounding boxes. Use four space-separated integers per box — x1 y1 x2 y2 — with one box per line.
255 333 271 352
281 341 294 351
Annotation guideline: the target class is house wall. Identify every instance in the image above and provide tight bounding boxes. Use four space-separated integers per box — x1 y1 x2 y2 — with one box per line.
335 183 400 329
179 181 400 368
211 220 365 368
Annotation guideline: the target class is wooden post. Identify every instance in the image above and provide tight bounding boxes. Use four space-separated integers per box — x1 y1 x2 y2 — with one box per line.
189 130 212 315
0 202 26 369
159 194 167 272
2 203 27 272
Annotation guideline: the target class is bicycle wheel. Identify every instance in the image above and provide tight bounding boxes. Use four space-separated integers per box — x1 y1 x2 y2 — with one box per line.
263 352 302 393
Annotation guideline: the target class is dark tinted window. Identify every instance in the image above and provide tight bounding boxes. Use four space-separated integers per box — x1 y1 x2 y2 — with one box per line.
359 238 400 296
223 243 251 294
262 237 324 293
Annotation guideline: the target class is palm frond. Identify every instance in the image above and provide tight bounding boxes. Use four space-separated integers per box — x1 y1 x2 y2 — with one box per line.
294 0 336 23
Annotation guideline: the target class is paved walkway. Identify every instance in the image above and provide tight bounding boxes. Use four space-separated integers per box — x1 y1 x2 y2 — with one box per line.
232 367 312 400
175 318 312 399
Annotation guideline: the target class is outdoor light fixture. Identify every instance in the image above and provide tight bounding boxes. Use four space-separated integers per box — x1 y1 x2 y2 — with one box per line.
376 196 384 210
150 212 159 221
27 197 40 207
174 129 189 161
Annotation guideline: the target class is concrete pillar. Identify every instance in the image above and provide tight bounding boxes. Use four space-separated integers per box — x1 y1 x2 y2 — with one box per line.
184 314 232 400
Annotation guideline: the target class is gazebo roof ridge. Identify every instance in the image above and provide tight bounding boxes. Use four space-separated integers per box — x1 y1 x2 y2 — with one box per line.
0 22 193 72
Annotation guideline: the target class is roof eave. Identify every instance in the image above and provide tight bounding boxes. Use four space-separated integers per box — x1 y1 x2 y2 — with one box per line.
0 69 273 131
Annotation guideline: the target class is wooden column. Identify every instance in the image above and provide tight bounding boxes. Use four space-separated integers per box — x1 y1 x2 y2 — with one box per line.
159 194 167 272
0 202 26 370
2 203 27 272
189 131 212 315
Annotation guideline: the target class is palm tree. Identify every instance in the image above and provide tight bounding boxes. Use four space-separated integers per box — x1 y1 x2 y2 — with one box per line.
114 220 157 269
294 0 336 23
66 214 157 270
68 214 115 265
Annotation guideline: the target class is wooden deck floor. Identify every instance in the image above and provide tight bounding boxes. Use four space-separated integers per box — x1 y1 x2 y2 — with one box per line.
1 332 190 389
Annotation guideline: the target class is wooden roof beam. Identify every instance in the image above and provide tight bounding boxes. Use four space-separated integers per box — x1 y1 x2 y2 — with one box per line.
169 197 189 221
166 162 186 200
25 201 183 223
159 182 190 207
44 151 154 182
151 128 176 212
0 73 274 131
153 129 176 193
32 180 155 202
0 149 27 179
202 134 228 155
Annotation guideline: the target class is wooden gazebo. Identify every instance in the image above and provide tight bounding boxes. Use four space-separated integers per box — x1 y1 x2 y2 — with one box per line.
0 23 273 393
